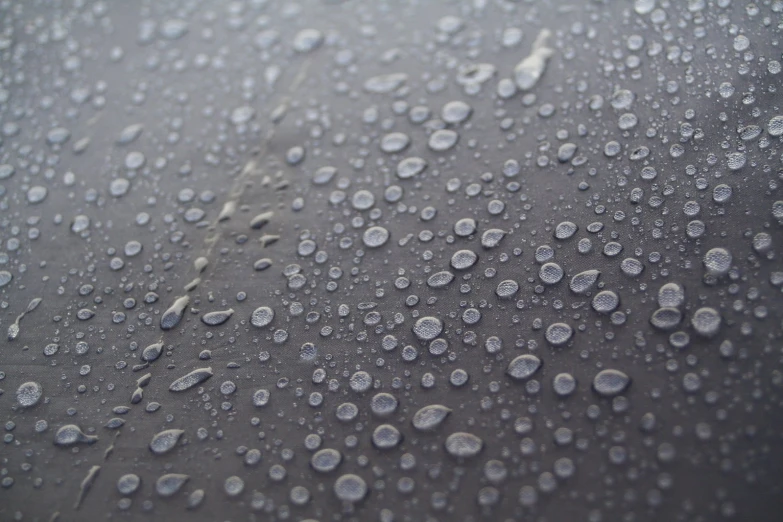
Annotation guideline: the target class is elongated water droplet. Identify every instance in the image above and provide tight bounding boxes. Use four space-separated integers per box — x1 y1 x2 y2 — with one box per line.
161 295 189 330
444 432 483 458
412 404 452 431
54 425 98 447
141 341 164 362
250 211 274 230
201 308 234 326
150 429 185 455
593 369 631 397
169 367 213 392
506 354 542 381
74 465 101 510
156 473 189 497
569 270 600 294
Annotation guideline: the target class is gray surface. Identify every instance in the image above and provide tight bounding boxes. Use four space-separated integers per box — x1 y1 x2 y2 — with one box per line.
1 0 782 521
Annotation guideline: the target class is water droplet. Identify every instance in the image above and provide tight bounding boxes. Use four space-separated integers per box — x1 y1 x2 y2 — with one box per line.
155 473 189 497
412 404 452 431
428 129 459 152
141 341 164 362
201 308 234 326
545 323 573 345
691 307 721 337
703 248 732 276
444 432 483 458
363 226 389 248
149 429 184 455
333 474 368 503
161 295 189 330
54 425 97 447
372 424 402 449
413 316 443 341
396 157 427 179
117 474 141 495
169 367 213 392
592 369 631 397
506 355 542 380
649 307 682 330
569 270 600 294
16 381 43 407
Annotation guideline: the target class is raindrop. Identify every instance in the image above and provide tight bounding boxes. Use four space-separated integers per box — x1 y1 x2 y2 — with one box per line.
372 424 402 449
333 474 367 503
155 474 190 497
506 355 542 381
54 425 98 447
428 129 459 152
169 367 213 392
312 449 342 473
569 270 600 294
691 307 721 337
201 308 234 326
592 369 631 397
16 381 43 407
363 226 389 248
413 317 443 341
545 323 573 345
251 307 275 328
412 404 452 431
650 308 683 331
149 429 184 455
444 432 483 458
397 157 427 179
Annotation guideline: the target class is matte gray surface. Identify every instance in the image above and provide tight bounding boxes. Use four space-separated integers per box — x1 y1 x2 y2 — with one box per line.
1 0 782 521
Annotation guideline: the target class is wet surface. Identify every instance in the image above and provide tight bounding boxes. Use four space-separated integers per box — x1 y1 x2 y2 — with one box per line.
1 0 783 520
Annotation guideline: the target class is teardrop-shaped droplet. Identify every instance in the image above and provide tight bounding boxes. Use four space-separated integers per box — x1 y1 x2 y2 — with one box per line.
26 297 43 313
130 387 144 404
161 296 189 330
141 341 164 362
76 308 95 320
150 429 185 455
444 432 483 458
54 425 98 447
481 229 506 248
7 320 20 341
412 404 452 431
592 369 631 397
253 258 273 271
569 269 600 294
155 473 190 497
